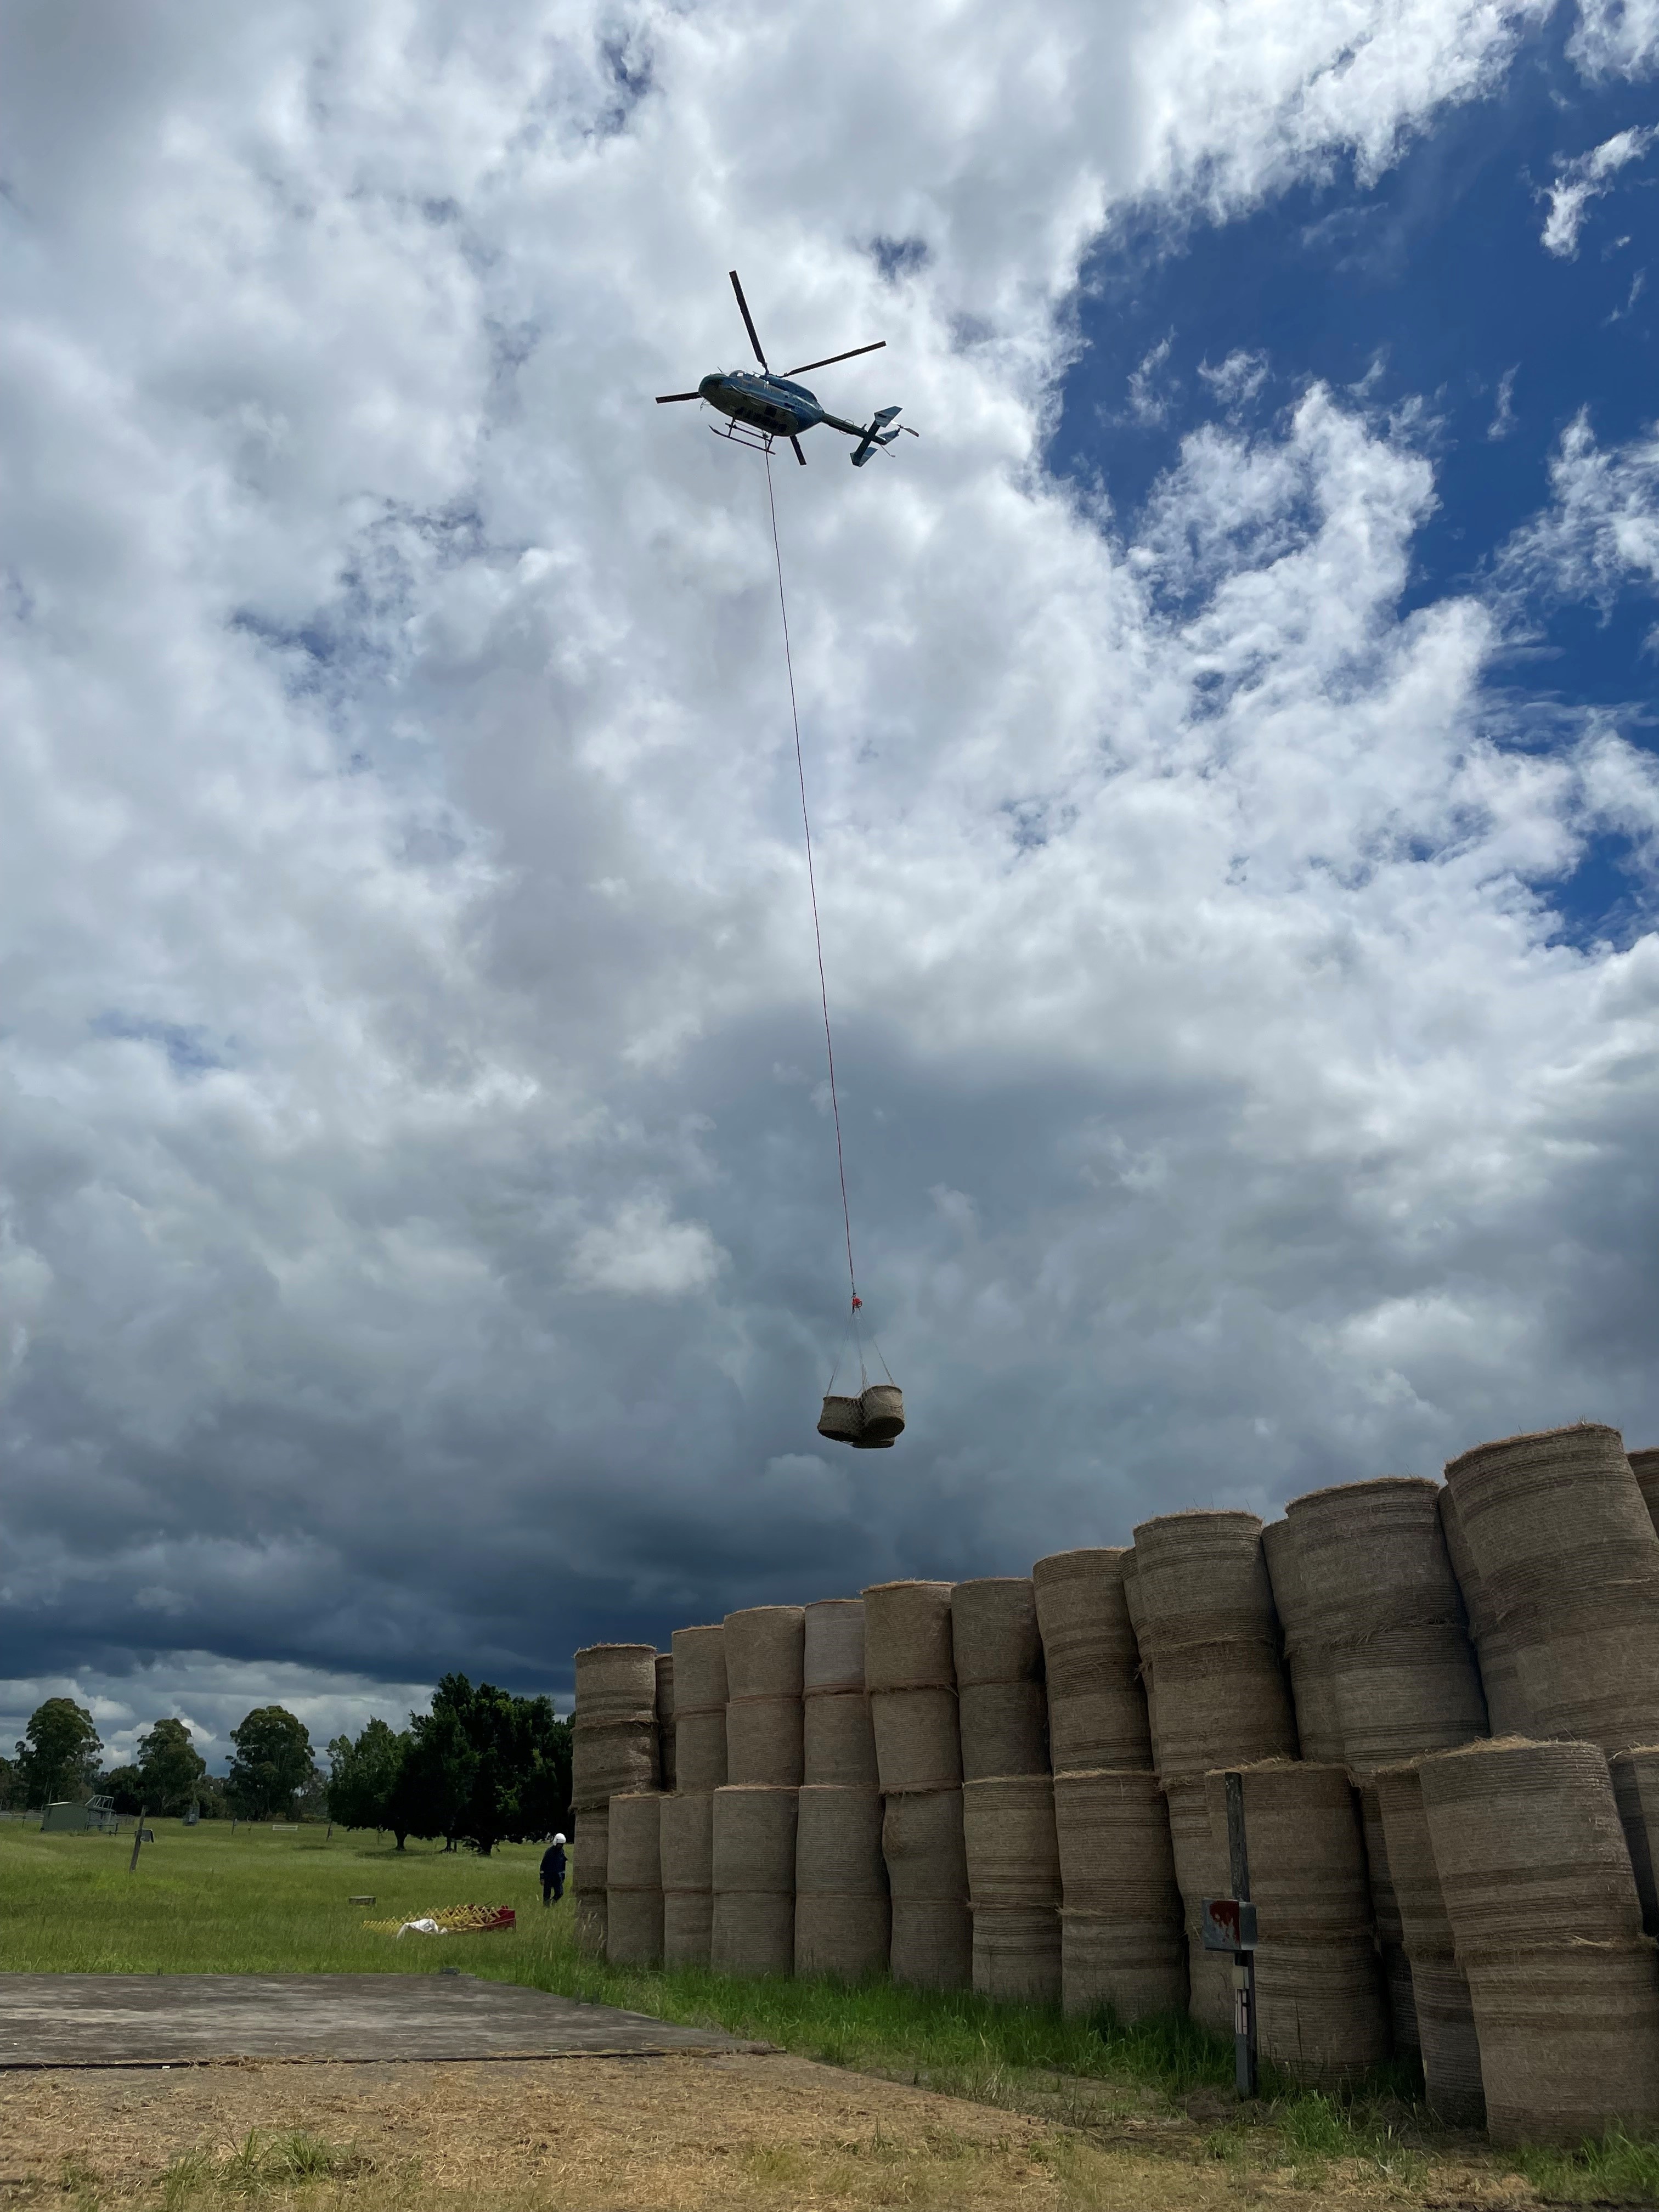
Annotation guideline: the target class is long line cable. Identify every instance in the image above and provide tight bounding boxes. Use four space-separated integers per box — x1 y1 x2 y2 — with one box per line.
763 446 859 1321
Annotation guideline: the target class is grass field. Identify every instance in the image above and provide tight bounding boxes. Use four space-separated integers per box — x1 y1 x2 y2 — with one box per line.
1 1819 1654 2206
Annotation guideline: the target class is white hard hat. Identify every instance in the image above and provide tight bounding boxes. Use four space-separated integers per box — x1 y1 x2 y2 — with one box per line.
552 1832 566 1845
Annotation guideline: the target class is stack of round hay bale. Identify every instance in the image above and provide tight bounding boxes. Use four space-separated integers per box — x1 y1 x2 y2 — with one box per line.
1285 1477 1489 2053
712 1607 803 1976
955 1578 1058 2002
661 1623 726 1968
1419 1737 1659 2145
607 1788 665 1966
1610 1746 1659 1937
1443 1424 1659 1752
1204 1760 1390 2087
571 1643 660 1956
655 1654 676 1793
796 1598 888 1980
866 1579 970 1988
1261 1520 1343 1762
1128 1512 1296 2034
1374 1759 1486 2126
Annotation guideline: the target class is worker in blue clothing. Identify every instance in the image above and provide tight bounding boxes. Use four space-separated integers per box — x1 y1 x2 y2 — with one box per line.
540 1832 567 1906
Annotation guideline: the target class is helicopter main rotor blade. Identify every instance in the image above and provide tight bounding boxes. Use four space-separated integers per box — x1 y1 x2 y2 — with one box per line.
729 269 768 368
655 391 701 403
781 341 886 376
790 436 807 466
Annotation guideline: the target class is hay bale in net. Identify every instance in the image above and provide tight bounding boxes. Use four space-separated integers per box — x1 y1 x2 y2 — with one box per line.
1611 1748 1659 1936
661 1789 715 1967
1032 1547 1153 1773
654 1655 676 1793
1630 1447 1659 1538
864 1580 955 1691
1444 1424 1659 1752
1053 1768 1185 2021
670 1624 728 1793
1128 1512 1296 1778
794 1785 889 1980
963 1774 1060 2003
606 1790 664 1967
803 1599 878 1788
1261 1517 1342 1764
710 1784 798 1978
1437 1487 1524 1737
572 1805 609 1956
871 1687 961 1793
1203 1762 1390 2087
1418 1735 1659 2145
1285 1477 1488 1772
953 1577 1047 1780
572 1718 658 1812
883 1786 971 1989
724 1605 805 1787
574 1643 658 1723
1358 1781 1418 2054
1374 1761 1483 2127
1161 1774 1233 2036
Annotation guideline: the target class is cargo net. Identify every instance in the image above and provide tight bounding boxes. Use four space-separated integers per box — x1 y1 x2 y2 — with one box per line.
818 1309 905 1451
362 1903 517 1935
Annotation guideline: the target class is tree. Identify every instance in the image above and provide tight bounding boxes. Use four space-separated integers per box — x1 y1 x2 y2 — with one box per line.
390 1674 571 1856
136 1718 209 1815
226 1706 317 1819
326 1718 410 1840
0 1752 20 1809
15 1699 103 1808
101 1764 144 1815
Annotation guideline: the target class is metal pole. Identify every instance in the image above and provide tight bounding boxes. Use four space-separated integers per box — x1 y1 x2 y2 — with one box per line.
1224 1771 1258 2098
128 1807 146 1874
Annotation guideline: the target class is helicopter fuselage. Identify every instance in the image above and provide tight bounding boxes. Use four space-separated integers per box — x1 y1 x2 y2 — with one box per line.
698 370 863 443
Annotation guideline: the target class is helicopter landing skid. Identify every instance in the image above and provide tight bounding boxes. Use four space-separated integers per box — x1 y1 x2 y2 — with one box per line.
710 419 777 455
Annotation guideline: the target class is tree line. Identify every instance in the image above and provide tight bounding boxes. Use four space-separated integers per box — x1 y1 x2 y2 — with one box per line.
2 1673 571 1854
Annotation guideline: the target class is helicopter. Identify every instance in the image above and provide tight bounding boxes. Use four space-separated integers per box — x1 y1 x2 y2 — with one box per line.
657 270 919 466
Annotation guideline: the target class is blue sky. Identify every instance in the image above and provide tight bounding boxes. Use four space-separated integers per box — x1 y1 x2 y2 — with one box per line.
4 0 1659 1767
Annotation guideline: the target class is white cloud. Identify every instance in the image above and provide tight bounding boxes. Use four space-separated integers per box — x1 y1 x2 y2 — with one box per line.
1487 363 1517 439
2 0 1657 1716
1570 0 1659 77
1199 349 1270 410
1540 126 1657 257
1496 410 1659 612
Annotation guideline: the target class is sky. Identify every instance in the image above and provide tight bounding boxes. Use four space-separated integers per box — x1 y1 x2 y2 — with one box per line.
3 0 1658 1771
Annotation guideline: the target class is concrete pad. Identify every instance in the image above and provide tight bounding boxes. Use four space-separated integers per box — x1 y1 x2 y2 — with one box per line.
0 1973 765 2068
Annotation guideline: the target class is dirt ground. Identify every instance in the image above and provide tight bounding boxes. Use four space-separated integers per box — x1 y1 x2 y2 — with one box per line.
0 2054 1541 2212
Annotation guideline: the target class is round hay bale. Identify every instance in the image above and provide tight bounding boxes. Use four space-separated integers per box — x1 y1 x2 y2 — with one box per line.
1374 1762 1483 2127
674 1710 727 1793
606 1888 663 1967
1513 1579 1659 1753
973 1903 1060 2003
574 1643 658 1723
963 1775 1060 1910
1438 1488 1525 1736
1611 1748 1659 1936
1201 1761 1389 2086
890 1898 973 1989
1285 1479 1487 1770
607 1791 663 1891
795 1892 890 1980
661 1791 714 1970
804 1689 878 1789
663 1889 713 1967
655 1655 676 1792
1129 1513 1295 1776
1460 1939 1659 2147
725 1695 804 1788
573 1892 606 1956
1444 1423 1657 1626
958 1681 1049 1780
572 1805 609 1893
1261 1517 1343 1763
1358 1782 1419 2053
1054 1768 1181 1921
710 1891 794 1977
951 1577 1042 1687
1061 1910 1187 2021
1409 1955 1486 2130
1034 1549 1152 1773
571 1717 658 1813
724 1606 805 1699
672 1623 729 1713
796 1785 887 1898
1419 1737 1644 1949
1629 1447 1659 1539
712 1784 798 1894
1372 1763 1455 1956
870 1686 962 1794
804 1599 866 1692
1160 1774 1233 2036
863 1581 955 1692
